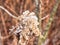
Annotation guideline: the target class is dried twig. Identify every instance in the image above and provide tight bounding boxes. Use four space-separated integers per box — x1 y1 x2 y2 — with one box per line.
0 10 8 35
41 15 49 21
4 4 19 16
0 6 17 19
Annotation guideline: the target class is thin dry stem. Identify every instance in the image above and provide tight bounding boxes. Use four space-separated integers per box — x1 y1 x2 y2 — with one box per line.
0 6 17 19
0 10 8 35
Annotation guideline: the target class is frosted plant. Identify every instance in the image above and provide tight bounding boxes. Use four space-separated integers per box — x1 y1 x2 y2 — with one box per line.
9 10 40 45
0 6 49 45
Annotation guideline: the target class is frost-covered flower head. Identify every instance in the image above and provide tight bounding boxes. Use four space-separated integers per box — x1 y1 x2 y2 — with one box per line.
10 10 40 45
10 10 40 36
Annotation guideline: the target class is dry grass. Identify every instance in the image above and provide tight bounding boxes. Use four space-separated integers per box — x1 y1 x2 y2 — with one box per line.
0 0 60 45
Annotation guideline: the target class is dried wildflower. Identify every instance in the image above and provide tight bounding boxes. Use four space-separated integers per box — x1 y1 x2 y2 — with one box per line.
9 10 40 45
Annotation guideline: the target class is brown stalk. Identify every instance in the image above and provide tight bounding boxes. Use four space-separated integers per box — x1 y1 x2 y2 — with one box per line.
4 4 19 17
0 10 8 35
24 0 31 11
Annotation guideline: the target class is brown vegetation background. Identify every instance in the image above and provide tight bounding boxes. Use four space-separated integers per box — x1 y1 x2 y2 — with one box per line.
0 0 60 45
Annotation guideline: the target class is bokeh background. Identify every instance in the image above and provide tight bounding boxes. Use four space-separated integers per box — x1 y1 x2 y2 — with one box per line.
0 0 60 45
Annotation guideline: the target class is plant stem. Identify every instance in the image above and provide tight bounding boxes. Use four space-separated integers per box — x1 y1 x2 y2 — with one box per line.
38 0 60 45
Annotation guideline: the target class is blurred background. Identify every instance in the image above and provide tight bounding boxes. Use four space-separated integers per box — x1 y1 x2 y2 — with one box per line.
0 0 60 45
